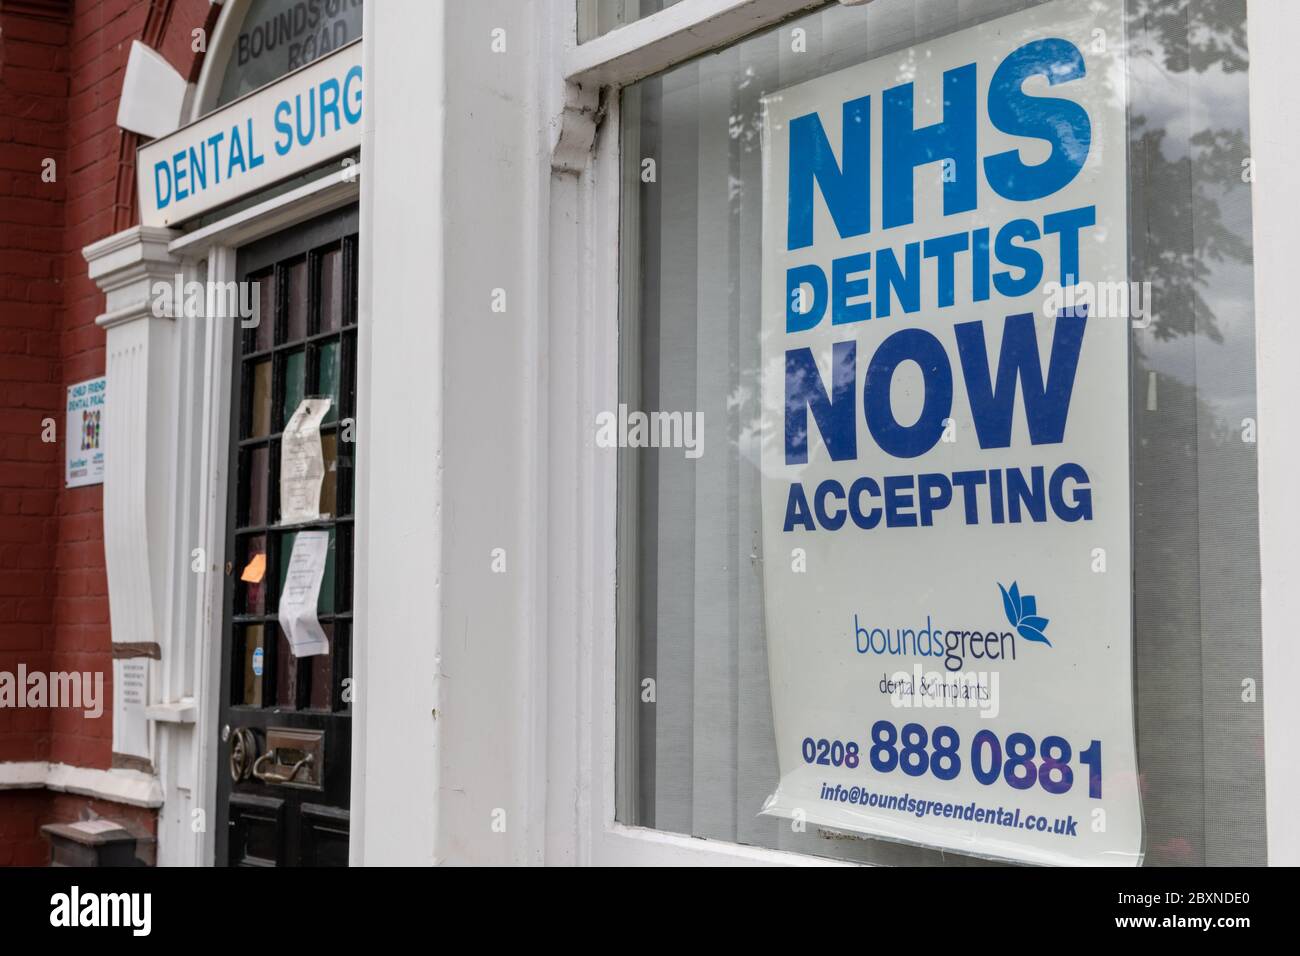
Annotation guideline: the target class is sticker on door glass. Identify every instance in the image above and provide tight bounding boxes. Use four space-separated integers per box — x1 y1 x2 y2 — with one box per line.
758 0 1140 866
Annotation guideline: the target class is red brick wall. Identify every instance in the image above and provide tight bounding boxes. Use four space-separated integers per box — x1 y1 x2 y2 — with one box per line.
0 789 157 865
49 0 152 775
1 0 74 868
0 790 48 865
0 2 71 778
1 0 216 865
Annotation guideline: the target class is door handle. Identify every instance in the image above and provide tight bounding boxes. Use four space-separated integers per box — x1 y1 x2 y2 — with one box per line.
252 749 314 784
228 727 259 782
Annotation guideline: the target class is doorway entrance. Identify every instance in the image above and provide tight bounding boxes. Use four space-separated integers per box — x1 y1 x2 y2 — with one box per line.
215 205 359 866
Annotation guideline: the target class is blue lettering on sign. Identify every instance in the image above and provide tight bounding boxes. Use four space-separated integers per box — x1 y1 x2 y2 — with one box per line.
228 123 247 177
207 131 225 185
295 87 317 147
342 65 363 124
274 100 294 156
188 142 206 193
882 63 978 230
785 341 857 464
782 461 1094 532
152 63 363 212
984 38 1092 202
783 308 1087 464
954 309 1086 449
320 78 342 134
786 38 1091 249
864 328 954 460
154 160 171 209
787 95 871 252
173 149 187 200
783 205 1097 327
776 34 1108 534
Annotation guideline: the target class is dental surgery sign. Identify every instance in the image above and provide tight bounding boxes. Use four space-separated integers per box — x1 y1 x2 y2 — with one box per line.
758 0 1141 865
137 40 361 227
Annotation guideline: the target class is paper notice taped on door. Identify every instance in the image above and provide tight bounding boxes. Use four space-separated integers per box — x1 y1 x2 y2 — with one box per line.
280 397 331 524
278 530 330 658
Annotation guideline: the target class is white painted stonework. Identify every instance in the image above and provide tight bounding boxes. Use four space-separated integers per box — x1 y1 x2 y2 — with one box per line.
117 40 189 139
0 762 163 808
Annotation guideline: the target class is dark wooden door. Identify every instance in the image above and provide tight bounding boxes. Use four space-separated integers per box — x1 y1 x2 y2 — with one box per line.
216 206 358 867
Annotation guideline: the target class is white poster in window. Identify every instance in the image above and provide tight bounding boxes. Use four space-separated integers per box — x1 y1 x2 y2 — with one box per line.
111 658 149 761
65 376 105 488
278 530 330 658
758 0 1140 865
280 397 331 524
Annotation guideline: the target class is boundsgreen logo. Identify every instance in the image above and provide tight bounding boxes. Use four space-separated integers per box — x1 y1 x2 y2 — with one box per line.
998 582 1051 646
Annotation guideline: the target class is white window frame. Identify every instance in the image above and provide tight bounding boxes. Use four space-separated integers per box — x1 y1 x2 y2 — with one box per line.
1246 0 1300 869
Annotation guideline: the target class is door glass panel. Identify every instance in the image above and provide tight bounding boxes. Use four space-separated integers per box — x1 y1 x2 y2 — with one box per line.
285 260 308 343
240 624 265 707
276 632 298 708
320 433 338 518
243 445 269 527
320 248 343 332
239 534 268 615
310 624 334 711
282 349 306 425
254 270 275 352
317 341 340 425
249 360 272 438
318 529 336 612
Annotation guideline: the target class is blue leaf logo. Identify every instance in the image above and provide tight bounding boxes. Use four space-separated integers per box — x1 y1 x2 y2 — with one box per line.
998 581 1051 646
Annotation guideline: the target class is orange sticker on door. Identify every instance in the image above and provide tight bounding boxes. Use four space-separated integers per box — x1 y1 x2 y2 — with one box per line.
241 552 267 583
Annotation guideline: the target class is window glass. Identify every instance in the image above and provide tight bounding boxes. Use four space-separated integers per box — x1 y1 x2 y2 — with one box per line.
282 349 306 424
215 0 363 108
240 624 265 707
577 0 685 43
618 0 1263 865
249 360 272 437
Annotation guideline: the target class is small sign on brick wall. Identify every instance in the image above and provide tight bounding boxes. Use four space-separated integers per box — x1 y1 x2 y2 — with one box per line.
65 376 105 488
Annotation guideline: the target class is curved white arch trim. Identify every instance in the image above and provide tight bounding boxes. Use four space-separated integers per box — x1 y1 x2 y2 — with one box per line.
191 0 248 121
